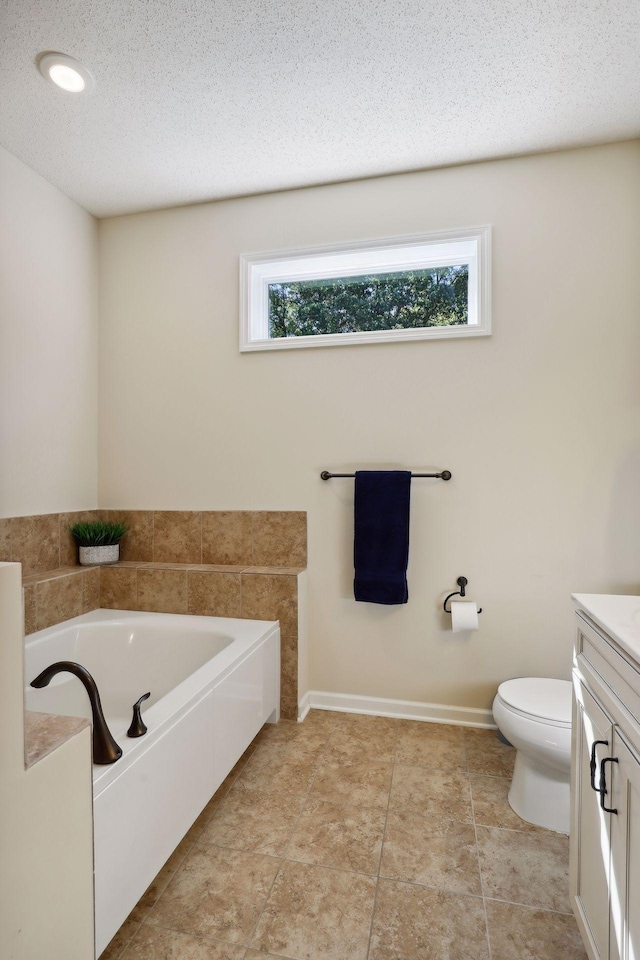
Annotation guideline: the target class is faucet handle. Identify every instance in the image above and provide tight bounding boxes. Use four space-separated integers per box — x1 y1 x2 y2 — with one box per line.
127 692 151 738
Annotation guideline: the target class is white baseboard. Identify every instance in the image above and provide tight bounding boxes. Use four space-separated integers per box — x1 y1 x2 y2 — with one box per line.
298 689 495 728
297 692 311 723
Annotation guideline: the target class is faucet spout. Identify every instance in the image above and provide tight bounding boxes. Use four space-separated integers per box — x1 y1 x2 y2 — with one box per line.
31 660 122 764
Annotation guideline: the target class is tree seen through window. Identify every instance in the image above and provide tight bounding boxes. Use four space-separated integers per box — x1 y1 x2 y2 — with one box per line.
268 264 468 338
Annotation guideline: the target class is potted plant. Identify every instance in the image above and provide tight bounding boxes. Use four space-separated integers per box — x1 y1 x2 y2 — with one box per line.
70 520 128 566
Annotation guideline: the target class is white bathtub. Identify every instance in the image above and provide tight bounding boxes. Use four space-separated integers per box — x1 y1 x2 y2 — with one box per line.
24 609 280 957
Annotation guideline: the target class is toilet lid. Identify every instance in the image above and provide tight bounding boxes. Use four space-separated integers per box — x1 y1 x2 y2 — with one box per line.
497 678 572 725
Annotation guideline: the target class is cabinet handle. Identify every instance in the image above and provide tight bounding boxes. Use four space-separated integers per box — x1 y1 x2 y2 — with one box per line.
599 756 619 814
590 740 609 791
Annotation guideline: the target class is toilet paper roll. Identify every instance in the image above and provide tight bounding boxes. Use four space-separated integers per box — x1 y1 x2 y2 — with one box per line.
450 601 479 633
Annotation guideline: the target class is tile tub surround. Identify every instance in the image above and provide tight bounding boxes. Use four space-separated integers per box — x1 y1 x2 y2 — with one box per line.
2 509 307 570
0 510 99 576
21 559 305 721
98 510 307 567
22 566 101 633
99 713 587 960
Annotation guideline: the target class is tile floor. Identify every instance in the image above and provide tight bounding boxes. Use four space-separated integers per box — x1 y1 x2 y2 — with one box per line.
102 711 587 960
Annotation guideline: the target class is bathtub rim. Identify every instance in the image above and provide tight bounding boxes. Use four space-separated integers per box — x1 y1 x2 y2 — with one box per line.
24 608 280 795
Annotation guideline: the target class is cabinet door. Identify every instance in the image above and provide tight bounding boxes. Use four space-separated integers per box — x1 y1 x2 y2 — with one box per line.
608 730 640 960
571 680 614 960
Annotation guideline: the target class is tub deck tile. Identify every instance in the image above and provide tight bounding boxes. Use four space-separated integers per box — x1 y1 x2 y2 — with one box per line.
24 710 90 768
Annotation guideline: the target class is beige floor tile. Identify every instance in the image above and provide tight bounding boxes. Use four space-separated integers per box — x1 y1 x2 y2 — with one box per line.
369 877 489 960
256 719 331 753
128 833 196 922
395 722 467 770
183 793 228 845
251 860 376 960
340 713 399 734
389 765 473 822
244 952 289 959
98 715 584 960
310 758 393 808
302 709 340 732
199 788 305 856
323 715 398 762
217 743 260 790
286 798 386 874
122 924 245 959
101 919 140 960
471 776 540 832
234 743 319 795
476 826 571 913
149 846 280 944
397 720 464 740
465 728 516 778
380 810 482 895
485 900 588 960
253 733 323 763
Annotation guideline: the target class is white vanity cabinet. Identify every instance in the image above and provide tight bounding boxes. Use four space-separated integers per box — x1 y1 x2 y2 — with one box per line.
571 595 640 960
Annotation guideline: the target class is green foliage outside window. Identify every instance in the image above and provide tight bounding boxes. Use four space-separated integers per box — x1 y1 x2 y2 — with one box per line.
268 264 468 338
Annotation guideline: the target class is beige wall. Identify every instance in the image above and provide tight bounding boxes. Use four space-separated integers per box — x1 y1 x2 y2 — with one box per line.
0 564 94 960
99 141 640 711
0 147 98 518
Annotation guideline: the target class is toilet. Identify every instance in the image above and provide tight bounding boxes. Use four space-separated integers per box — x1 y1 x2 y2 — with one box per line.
492 677 573 834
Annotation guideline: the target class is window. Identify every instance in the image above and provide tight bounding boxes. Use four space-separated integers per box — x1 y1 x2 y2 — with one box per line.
240 226 491 351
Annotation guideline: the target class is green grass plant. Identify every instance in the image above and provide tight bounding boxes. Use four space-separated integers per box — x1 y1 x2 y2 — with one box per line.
70 520 128 547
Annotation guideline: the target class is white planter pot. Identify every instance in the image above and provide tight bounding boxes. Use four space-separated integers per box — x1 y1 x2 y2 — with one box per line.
79 544 120 566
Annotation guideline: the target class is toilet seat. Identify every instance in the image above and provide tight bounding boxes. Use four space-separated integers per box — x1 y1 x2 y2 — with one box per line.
497 677 571 727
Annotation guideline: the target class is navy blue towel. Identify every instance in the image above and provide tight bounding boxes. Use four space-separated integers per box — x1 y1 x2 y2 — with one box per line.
353 471 411 604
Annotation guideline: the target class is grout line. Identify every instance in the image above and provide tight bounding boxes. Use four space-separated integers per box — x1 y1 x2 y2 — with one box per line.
241 724 334 952
471 813 549 835
468 736 493 960
370 872 488 900
113 918 144 959
364 719 400 959
132 848 192 929
482 894 575 916
143 912 255 947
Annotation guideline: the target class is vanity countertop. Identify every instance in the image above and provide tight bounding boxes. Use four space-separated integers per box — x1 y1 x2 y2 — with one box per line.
573 593 640 667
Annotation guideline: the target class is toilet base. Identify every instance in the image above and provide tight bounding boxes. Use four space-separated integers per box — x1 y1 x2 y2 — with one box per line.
507 750 570 834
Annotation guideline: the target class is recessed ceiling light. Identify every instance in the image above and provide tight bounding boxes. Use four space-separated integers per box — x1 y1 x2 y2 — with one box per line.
38 52 94 94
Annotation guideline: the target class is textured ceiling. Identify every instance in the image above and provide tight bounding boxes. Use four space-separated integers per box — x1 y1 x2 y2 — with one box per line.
1 0 639 218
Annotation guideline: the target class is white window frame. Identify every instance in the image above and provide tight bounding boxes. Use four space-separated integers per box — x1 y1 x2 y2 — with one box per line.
239 225 491 352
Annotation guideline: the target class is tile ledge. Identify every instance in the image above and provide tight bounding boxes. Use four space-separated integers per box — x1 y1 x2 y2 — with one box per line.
107 561 306 575
24 710 90 768
22 565 94 585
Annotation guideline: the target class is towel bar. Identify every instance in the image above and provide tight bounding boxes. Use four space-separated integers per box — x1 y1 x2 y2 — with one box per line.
321 470 451 481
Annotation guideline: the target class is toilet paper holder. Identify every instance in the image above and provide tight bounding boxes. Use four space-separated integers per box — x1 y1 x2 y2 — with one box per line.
443 577 483 614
